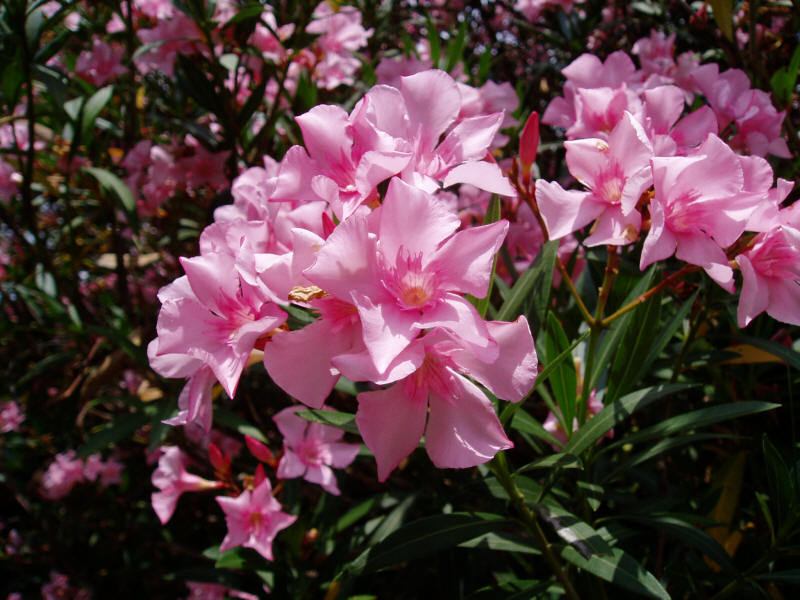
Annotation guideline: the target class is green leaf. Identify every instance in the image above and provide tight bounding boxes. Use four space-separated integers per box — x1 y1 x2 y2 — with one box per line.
510 408 561 446
541 505 669 599
213 408 268 443
335 497 381 533
763 436 795 526
81 85 114 143
588 266 655 392
296 409 358 435
25 6 44 50
77 411 151 458
708 0 734 41
560 545 669 599
756 570 800 584
732 334 800 372
771 44 800 104
614 514 736 574
564 383 692 456
497 240 557 333
348 513 510 576
444 19 468 73
516 453 582 474
82 166 137 221
543 312 578 430
607 292 661 403
368 493 417 546
609 401 780 449
458 531 541 555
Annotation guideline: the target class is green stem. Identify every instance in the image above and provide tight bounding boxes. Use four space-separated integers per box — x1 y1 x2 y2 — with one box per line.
489 453 581 600
555 256 594 326
601 264 698 328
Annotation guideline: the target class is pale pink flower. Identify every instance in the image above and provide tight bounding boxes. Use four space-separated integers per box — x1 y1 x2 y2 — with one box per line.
40 451 84 500
543 390 610 447
0 400 24 433
0 157 20 203
185 581 258 600
75 38 127 86
273 406 360 495
135 14 202 77
641 134 761 291
216 479 297 561
353 319 537 480
133 0 177 19
306 3 373 89
736 222 800 327
515 0 578 21
151 446 223 524
305 177 507 374
537 111 653 246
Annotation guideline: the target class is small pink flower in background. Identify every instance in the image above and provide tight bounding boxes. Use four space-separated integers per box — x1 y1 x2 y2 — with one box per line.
75 38 127 86
40 571 91 600
0 158 21 203
40 451 85 500
216 478 297 561
185 581 258 600
135 13 202 77
0 400 24 433
273 406 360 495
151 446 223 524
543 390 610 448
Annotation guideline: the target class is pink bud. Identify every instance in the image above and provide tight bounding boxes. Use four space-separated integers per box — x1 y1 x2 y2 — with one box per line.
245 435 273 463
208 443 229 472
322 212 336 239
520 111 540 167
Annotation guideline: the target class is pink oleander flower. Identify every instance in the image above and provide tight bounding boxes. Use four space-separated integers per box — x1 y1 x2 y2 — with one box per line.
40 451 85 500
0 157 20 203
306 2 373 89
151 446 223 524
135 13 202 77
352 319 537 480
543 390 610 447
736 222 800 327
185 581 259 600
305 176 508 374
641 134 761 291
0 400 24 433
75 38 127 86
537 111 653 246
134 0 177 19
515 0 578 21
82 454 123 486
150 251 287 400
273 405 360 495
40 571 91 600
216 478 297 561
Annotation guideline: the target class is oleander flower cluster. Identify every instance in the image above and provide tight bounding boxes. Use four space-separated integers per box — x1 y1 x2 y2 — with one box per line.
148 68 538 560
536 35 800 328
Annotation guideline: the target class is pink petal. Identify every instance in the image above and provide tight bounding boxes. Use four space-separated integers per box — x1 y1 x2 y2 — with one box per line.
399 70 460 153
735 254 769 327
305 464 339 495
536 179 602 240
425 373 512 468
356 383 427 481
354 292 419 374
449 317 538 402
442 161 516 197
273 406 308 446
276 450 307 479
416 294 497 361
328 441 361 469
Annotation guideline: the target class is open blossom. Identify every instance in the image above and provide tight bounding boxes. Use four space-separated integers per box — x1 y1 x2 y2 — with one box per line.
736 222 800 327
75 38 127 86
151 446 223 524
273 406 360 495
641 134 762 291
0 400 24 433
306 2 373 89
216 478 296 561
536 111 652 246
305 177 508 374
185 582 259 600
82 454 124 487
40 451 85 500
352 319 537 480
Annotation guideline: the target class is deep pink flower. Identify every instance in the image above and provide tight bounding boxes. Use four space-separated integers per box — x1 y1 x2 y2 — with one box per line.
151 446 223 525
75 38 127 86
273 406 360 494
216 479 296 561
